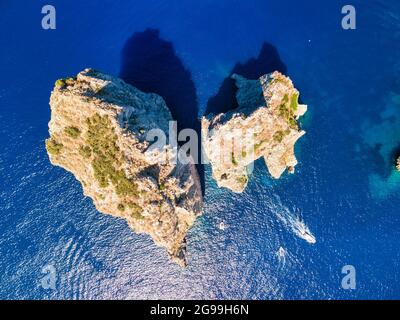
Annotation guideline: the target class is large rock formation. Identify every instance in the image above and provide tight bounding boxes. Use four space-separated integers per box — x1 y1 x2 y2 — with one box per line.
45 69 202 266
202 71 307 193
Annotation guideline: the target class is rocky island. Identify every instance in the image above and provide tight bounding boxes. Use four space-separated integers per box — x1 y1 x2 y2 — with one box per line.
202 71 307 193
45 69 307 265
45 69 202 266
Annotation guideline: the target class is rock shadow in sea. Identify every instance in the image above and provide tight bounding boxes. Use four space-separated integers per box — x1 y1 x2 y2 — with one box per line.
359 92 400 198
205 42 288 116
120 29 204 194
204 42 289 184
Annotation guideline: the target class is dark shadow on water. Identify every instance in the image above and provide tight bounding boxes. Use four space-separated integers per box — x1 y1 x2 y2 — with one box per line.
205 43 288 116
365 142 387 177
390 145 400 169
120 33 290 195
120 29 204 194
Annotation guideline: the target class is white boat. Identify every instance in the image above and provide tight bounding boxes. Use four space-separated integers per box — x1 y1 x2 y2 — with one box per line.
298 225 316 244
277 247 286 257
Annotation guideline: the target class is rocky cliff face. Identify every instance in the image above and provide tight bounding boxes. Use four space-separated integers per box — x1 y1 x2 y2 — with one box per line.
202 71 307 193
45 69 202 266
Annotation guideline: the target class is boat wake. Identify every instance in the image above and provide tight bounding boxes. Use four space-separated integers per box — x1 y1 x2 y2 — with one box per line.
275 209 316 244
269 196 316 244
276 246 287 267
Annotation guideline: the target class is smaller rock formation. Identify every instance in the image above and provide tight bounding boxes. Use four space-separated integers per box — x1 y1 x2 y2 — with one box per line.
202 71 307 193
396 157 400 172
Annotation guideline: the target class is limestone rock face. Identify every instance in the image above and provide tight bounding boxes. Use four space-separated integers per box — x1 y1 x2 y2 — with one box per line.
46 69 202 266
202 71 307 193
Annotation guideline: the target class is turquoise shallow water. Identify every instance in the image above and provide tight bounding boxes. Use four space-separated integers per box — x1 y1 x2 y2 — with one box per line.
1 0 400 299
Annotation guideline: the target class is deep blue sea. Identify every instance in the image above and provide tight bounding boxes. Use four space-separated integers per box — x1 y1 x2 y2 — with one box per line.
1 0 400 299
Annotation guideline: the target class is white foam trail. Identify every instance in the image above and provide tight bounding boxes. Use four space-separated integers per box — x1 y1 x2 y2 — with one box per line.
276 247 287 267
271 197 316 244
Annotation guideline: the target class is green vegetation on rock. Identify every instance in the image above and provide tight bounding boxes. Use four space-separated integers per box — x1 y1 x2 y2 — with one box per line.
273 130 285 143
279 92 299 130
131 211 144 220
128 202 143 220
290 92 299 113
55 77 75 89
45 137 63 155
282 93 289 104
236 175 248 186
64 126 81 138
231 152 238 166
85 113 138 197
79 145 91 158
55 79 66 89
